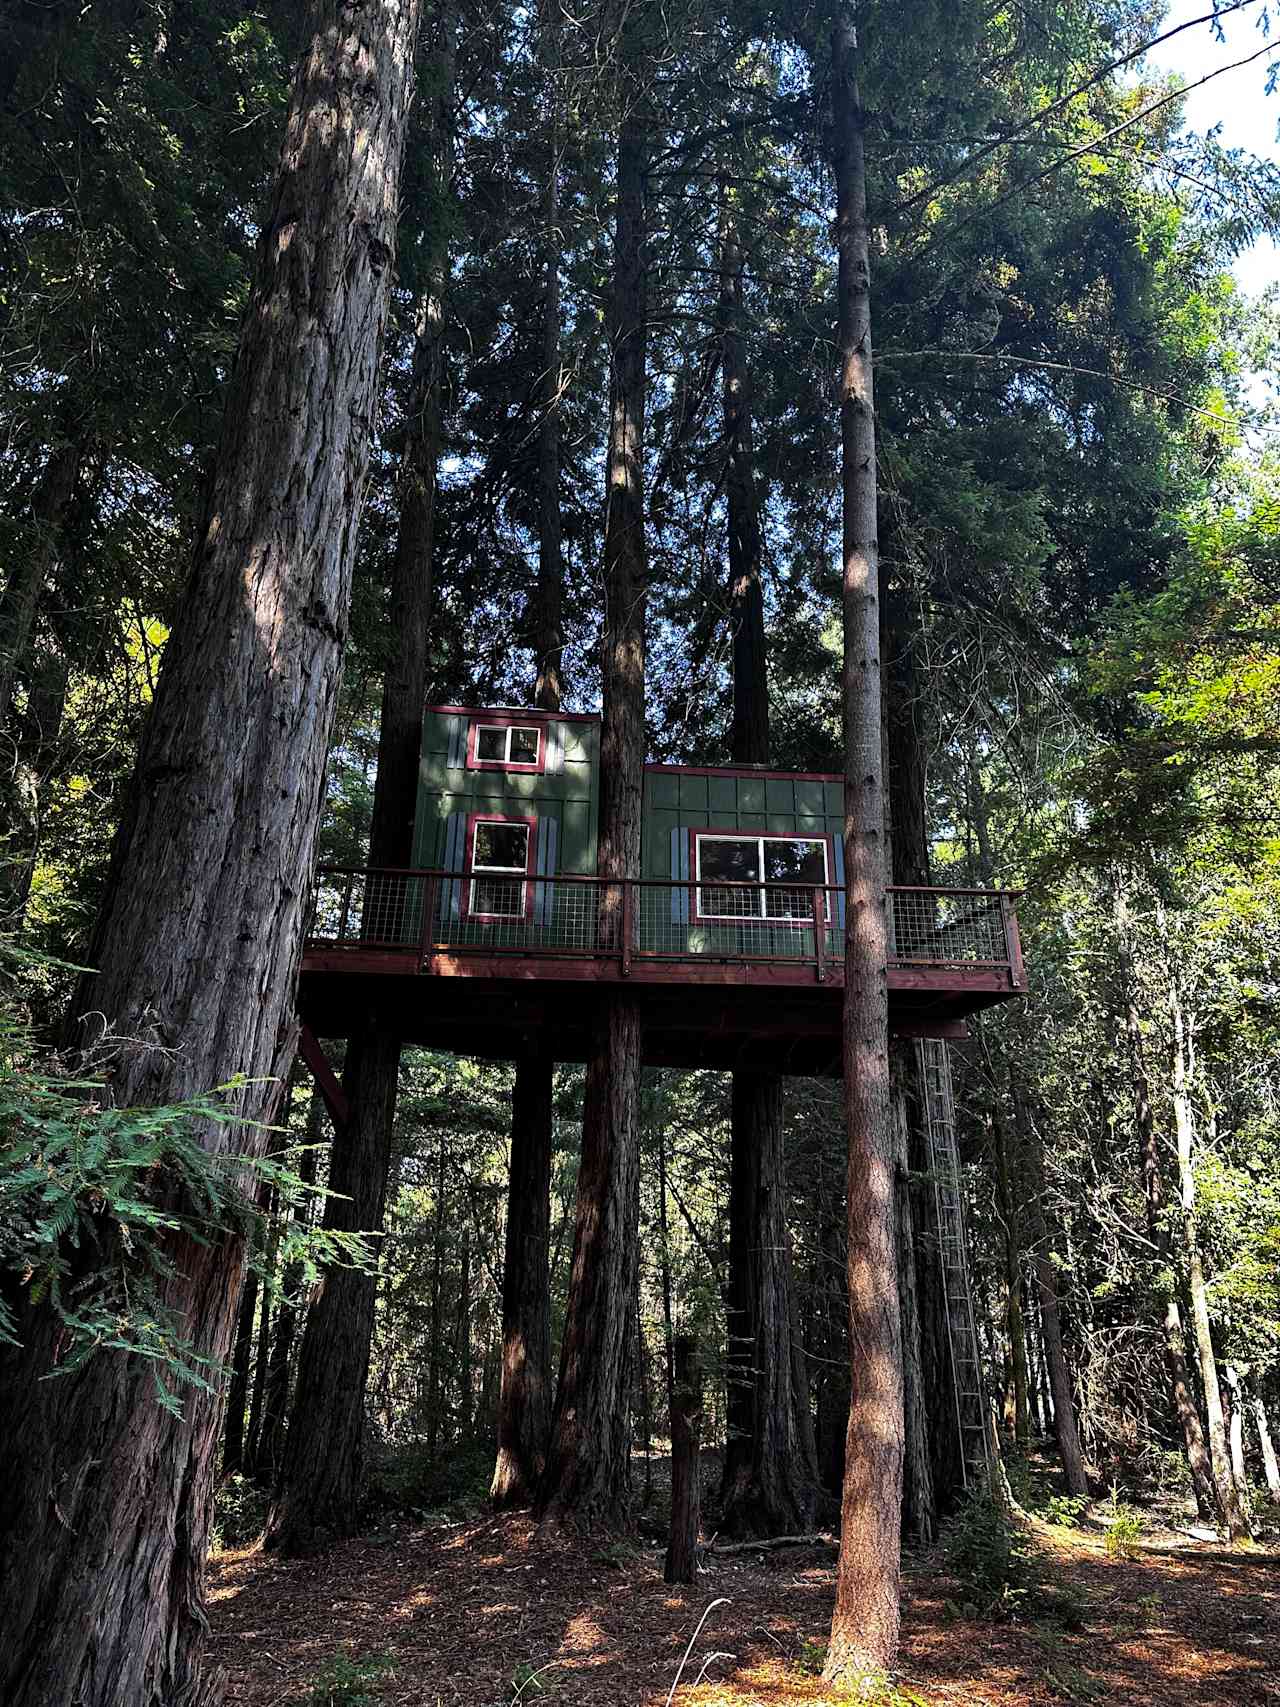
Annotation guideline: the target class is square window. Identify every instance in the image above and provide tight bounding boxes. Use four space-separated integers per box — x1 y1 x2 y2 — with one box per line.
474 821 529 871
508 726 540 764
476 726 507 762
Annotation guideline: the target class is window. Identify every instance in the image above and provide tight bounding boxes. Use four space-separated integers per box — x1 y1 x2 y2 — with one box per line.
469 721 543 770
694 832 829 922
469 818 533 919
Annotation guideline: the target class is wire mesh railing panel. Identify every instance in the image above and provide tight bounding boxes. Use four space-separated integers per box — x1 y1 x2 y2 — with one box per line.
307 868 1020 977
888 888 1007 964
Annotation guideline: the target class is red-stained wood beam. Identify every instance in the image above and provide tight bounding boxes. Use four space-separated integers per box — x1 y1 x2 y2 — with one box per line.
298 1022 349 1130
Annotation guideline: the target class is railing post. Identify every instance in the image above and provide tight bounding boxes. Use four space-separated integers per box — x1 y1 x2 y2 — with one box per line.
621 880 633 976
812 885 826 983
420 874 439 972
337 871 355 943
999 893 1025 989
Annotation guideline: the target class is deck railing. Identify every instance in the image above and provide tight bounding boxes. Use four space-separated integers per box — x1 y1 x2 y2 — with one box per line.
306 866 1025 987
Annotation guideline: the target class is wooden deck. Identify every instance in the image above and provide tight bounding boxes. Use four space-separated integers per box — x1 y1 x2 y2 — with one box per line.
298 869 1026 1074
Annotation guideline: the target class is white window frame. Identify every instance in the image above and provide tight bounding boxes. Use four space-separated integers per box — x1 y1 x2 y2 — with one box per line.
469 818 533 920
693 832 830 923
472 722 542 769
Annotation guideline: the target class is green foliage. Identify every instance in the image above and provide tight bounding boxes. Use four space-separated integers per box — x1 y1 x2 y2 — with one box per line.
304 1651 396 1707
210 1473 270 1554
944 1492 1089 1630
1103 1490 1144 1559
790 1645 929 1707
1043 1494 1090 1528
0 995 373 1412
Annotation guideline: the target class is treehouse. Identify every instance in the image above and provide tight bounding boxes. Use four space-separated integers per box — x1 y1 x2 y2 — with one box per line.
298 704 1027 1076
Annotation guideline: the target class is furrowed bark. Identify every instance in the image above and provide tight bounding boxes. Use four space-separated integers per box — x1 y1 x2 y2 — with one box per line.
824 12 903 1685
266 3 456 1553
538 64 648 1532
493 6 564 1499
0 4 422 1699
492 1054 554 1505
717 177 818 1537
664 1335 704 1584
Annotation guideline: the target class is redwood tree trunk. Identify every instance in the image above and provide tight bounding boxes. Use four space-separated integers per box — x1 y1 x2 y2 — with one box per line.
720 1072 817 1534
825 15 903 1685
717 183 817 1536
492 20 564 1499
492 1054 555 1505
538 69 647 1532
258 1103 323 1483
0 5 421 1698
0 436 84 731
266 2 455 1552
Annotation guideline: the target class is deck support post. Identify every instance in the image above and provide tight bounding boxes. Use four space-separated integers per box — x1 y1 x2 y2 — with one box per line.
999 893 1024 989
813 885 827 983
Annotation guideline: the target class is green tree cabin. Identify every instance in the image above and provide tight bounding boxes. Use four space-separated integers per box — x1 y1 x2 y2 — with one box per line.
298 704 1026 1080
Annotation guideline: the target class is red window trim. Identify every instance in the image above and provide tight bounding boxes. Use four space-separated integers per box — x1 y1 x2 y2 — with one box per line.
463 811 539 922
689 827 834 927
466 713 547 774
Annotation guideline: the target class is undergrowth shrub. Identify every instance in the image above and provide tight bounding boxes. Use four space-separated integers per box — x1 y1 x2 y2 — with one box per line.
943 1490 1088 1629
364 1438 494 1518
211 1473 270 1552
1043 1493 1090 1528
1103 1487 1144 1558
304 1651 396 1706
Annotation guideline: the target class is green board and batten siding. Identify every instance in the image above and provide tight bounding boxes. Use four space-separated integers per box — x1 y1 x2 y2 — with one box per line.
409 709 843 956
413 708 601 876
642 767 843 877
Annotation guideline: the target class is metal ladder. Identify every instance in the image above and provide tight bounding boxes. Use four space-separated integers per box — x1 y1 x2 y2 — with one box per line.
917 1038 991 1487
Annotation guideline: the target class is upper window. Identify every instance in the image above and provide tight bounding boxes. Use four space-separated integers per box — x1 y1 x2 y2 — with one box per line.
468 817 533 919
694 833 829 922
468 720 543 771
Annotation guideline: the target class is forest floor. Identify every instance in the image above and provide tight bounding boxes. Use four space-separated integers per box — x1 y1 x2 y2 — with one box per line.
208 1479 1280 1707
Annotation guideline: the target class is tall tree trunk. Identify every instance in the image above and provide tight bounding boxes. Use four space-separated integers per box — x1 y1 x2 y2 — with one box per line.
664 1335 703 1585
1252 1394 1280 1497
717 176 817 1537
259 1100 323 1483
223 1252 262 1477
720 1072 817 1534
894 1075 934 1544
1118 902 1217 1521
0 5 422 1698
0 438 83 731
492 10 564 1498
990 1104 1030 1452
1223 1366 1251 1509
492 1056 555 1504
1014 1088 1089 1494
266 2 455 1553
824 15 902 1685
1169 978 1249 1540
245 1192 280 1472
538 62 648 1532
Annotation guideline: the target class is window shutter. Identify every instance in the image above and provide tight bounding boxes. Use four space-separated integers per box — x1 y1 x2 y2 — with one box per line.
545 722 563 774
445 717 466 769
440 810 465 921
535 815 557 926
670 828 690 923
832 832 847 933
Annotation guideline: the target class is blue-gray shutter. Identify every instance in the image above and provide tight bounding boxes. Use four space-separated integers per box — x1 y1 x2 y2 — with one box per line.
544 722 563 774
670 827 690 923
445 716 466 769
535 815 558 926
832 832 847 933
440 810 465 922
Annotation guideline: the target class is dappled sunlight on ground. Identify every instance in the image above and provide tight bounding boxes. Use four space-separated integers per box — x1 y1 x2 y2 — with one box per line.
207 1508 1280 1706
